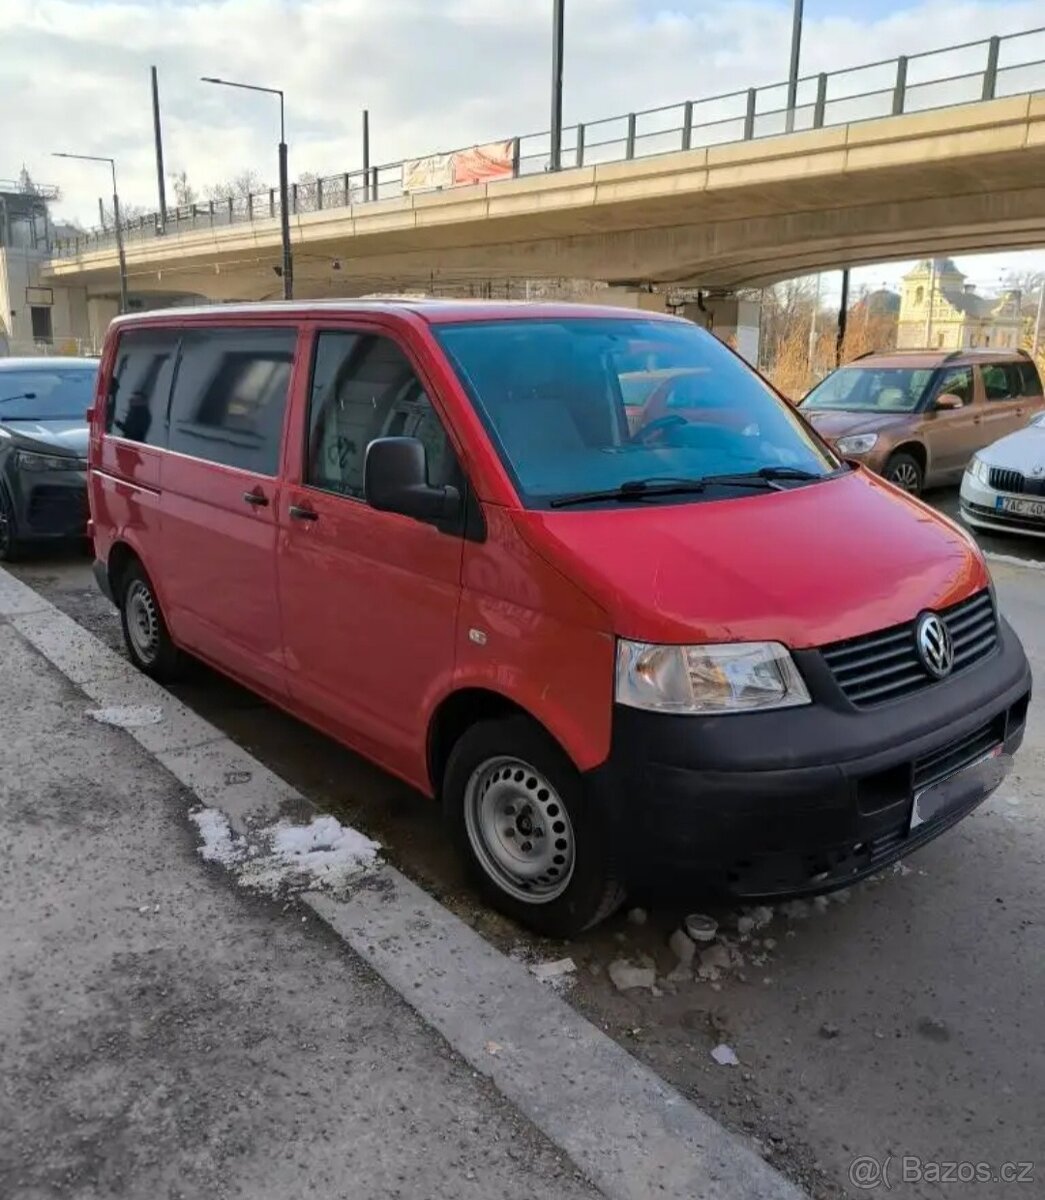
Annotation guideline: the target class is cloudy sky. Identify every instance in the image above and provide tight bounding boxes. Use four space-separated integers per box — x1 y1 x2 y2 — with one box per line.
3 0 1044 292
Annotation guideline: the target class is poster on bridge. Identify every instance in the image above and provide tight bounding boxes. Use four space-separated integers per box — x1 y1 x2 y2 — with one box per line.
403 140 514 193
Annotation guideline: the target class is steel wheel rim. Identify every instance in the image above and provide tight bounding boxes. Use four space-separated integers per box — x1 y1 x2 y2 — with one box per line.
126 580 160 665
889 461 920 492
463 756 576 904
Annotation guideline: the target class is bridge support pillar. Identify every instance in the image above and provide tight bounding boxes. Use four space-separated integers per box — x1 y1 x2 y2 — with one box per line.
681 292 761 366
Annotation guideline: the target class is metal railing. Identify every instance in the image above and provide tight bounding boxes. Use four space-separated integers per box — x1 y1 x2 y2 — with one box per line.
51 26 1045 259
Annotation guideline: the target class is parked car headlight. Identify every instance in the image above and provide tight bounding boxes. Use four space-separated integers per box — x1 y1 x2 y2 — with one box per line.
13 449 85 472
835 433 878 456
616 640 811 714
967 455 990 485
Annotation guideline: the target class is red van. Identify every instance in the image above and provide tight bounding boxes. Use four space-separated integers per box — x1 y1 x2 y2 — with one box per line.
89 302 1031 936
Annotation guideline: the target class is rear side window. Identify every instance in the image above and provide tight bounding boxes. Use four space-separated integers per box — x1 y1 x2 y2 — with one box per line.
168 328 296 474
306 331 455 500
106 329 179 445
981 363 1020 401
1017 361 1043 396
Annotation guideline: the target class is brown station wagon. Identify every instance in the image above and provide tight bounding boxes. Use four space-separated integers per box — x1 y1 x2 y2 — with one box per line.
799 349 1045 495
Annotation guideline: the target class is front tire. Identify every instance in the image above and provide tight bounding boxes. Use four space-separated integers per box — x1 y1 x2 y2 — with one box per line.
444 716 625 938
0 487 22 562
884 451 924 495
118 560 183 681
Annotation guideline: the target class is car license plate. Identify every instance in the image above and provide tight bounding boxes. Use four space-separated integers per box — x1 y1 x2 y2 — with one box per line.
996 495 1045 519
910 746 1009 832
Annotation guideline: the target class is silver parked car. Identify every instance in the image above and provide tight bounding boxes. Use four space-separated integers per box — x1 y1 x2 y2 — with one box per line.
960 411 1045 539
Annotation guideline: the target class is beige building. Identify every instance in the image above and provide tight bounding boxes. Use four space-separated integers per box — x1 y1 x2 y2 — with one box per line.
896 258 1022 351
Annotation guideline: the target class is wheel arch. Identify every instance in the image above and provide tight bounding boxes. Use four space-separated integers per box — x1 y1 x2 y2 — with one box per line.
426 687 575 797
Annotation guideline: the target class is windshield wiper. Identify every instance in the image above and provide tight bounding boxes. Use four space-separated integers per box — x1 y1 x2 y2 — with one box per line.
549 473 794 509
0 392 36 407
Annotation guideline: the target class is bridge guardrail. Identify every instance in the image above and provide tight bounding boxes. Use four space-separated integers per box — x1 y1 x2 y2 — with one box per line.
51 26 1045 259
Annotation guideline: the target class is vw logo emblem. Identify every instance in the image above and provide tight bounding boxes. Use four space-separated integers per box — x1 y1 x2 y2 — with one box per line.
1031 464 1044 478
916 612 954 679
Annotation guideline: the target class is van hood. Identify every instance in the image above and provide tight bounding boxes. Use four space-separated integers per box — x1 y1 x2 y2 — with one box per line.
512 469 988 648
802 409 913 441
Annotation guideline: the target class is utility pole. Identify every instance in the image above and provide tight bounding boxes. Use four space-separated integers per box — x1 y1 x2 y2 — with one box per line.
786 0 804 133
924 259 937 347
550 0 565 171
808 272 822 371
1032 284 1045 358
151 66 168 226
835 267 850 365
362 109 370 201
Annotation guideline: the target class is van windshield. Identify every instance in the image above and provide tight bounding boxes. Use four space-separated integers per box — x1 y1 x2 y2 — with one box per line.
434 318 835 507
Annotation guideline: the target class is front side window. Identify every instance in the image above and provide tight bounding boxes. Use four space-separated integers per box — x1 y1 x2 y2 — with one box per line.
168 328 295 474
306 331 455 500
434 317 834 507
802 366 933 414
106 329 179 445
935 367 974 405
0 365 97 422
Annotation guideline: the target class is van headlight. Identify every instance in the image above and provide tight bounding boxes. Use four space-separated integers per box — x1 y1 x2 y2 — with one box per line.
967 455 990 485
835 433 878 456
616 640 811 714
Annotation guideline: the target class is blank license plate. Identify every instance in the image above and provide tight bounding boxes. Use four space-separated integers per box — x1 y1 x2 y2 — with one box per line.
910 747 1009 831
997 496 1045 518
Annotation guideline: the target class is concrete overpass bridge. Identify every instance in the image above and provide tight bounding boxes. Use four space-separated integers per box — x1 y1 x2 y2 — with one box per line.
44 26 1045 323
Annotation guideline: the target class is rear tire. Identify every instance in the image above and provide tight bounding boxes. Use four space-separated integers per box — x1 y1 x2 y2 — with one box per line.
884 451 923 495
118 560 183 682
444 715 625 938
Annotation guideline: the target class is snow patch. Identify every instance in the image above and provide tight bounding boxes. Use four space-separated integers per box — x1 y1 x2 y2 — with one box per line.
189 808 380 895
88 704 165 728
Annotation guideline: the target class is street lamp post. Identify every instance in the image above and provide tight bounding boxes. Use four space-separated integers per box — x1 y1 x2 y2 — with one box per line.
201 76 293 299
786 0 804 133
550 0 565 171
53 152 129 313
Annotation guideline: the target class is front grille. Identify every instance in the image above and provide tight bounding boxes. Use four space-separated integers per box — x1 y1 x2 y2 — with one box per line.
821 589 997 707
913 716 1004 792
988 466 1026 494
26 485 89 534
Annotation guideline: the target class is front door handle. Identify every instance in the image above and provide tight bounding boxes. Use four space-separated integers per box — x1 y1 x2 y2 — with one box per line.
242 490 269 507
288 504 319 522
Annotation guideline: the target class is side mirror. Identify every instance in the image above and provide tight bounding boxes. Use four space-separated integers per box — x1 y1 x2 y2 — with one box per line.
935 392 963 410
365 436 460 524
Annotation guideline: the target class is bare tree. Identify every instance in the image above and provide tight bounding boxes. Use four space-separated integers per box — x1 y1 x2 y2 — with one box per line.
168 169 197 208
205 169 265 203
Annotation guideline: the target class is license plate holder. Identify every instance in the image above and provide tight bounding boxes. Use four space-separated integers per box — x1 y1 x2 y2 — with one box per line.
996 495 1045 518
910 746 1009 832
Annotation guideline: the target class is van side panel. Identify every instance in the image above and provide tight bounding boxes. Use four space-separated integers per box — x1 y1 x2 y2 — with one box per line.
453 505 615 773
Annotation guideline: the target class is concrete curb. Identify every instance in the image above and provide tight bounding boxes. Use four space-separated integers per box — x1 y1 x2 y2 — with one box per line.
0 565 804 1200
985 551 1045 572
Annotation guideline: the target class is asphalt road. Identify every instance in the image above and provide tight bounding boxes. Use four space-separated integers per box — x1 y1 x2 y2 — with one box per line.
7 492 1044 1199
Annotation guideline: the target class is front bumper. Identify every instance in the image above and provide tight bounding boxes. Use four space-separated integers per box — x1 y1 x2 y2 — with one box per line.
586 617 1031 900
960 473 1045 539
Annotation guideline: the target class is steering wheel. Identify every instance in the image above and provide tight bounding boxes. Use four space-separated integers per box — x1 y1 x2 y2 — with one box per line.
634 414 686 443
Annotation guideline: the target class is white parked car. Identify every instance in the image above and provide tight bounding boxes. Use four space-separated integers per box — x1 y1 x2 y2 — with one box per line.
960 411 1045 539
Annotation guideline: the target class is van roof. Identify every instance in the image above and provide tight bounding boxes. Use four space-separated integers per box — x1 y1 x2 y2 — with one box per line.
108 298 686 329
